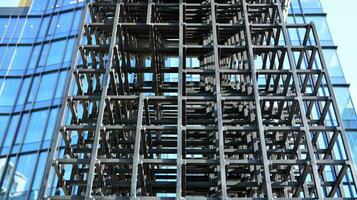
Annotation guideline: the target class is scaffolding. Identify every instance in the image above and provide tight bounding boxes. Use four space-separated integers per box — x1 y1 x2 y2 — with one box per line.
40 0 357 199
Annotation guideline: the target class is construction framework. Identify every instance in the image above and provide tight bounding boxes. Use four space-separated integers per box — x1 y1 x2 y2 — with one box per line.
40 0 357 199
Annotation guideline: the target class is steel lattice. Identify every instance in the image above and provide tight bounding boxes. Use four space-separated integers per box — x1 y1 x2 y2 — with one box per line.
40 0 357 199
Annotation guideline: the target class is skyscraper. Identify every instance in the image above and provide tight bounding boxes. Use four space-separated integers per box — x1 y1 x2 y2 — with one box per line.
38 0 357 199
0 0 357 199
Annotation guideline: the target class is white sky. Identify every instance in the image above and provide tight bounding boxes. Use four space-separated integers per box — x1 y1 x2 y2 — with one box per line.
320 0 357 107
0 0 20 7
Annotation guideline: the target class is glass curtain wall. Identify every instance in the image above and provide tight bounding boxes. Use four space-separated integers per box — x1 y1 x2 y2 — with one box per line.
290 0 357 197
0 0 84 199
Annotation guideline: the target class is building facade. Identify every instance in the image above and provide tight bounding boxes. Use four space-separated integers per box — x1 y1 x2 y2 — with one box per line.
0 0 356 199
0 0 85 199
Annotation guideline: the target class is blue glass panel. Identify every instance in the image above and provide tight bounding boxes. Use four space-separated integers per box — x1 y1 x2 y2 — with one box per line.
290 0 301 13
16 77 31 106
0 78 21 106
29 0 48 14
30 152 48 199
0 115 9 145
13 113 29 153
347 132 357 170
46 0 57 11
334 87 357 129
38 43 49 68
10 18 25 42
11 46 32 70
64 38 76 64
23 110 48 148
55 71 68 99
299 0 323 13
26 76 40 104
8 153 37 198
28 44 41 69
1 46 15 70
2 115 19 151
38 16 50 40
323 49 346 84
71 10 82 34
305 16 333 46
36 73 58 102
3 17 17 42
1 157 16 194
63 0 84 9
54 12 74 37
54 0 64 11
0 17 9 39
0 46 6 66
0 158 6 181
19 18 41 43
47 14 59 38
46 40 66 66
44 108 59 142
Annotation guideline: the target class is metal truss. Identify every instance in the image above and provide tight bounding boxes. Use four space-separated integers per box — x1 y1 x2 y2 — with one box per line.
40 0 357 199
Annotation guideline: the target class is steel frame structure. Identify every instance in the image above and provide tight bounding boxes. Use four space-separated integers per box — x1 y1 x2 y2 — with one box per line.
40 0 357 199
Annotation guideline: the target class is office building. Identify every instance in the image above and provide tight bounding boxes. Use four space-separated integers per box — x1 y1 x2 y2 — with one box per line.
0 0 357 199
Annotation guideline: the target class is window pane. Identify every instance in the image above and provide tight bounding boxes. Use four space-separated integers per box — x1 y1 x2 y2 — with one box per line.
0 115 10 145
28 44 41 69
71 10 82 34
1 46 15 70
0 78 21 106
300 0 323 13
46 0 57 11
64 38 75 64
31 152 48 193
47 14 58 37
54 0 64 11
305 16 333 45
46 40 66 66
334 87 357 129
14 113 29 147
24 110 48 144
9 154 37 196
27 76 40 103
36 73 58 101
29 0 47 14
0 17 9 39
11 46 32 70
0 157 6 182
323 49 345 84
38 16 50 40
38 43 49 68
44 108 59 141
16 77 31 105
0 46 6 66
19 18 41 42
3 17 17 41
55 12 74 37
55 71 68 99
1 157 16 195
63 0 85 9
347 132 357 168
11 18 25 41
2 115 19 149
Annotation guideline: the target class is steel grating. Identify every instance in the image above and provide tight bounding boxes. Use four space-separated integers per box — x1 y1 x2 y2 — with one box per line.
40 0 357 199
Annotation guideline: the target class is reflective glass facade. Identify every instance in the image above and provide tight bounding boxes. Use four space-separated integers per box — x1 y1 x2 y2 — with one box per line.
289 0 357 167
290 0 357 197
0 0 357 199
0 0 84 199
